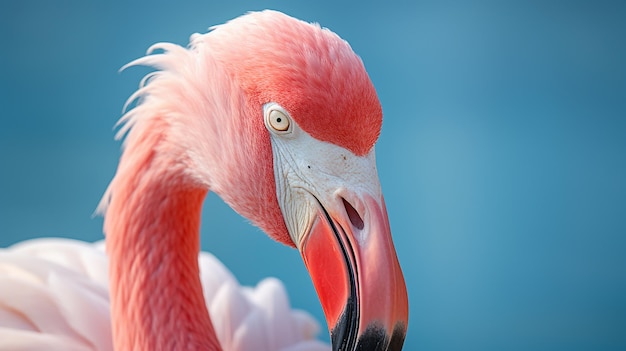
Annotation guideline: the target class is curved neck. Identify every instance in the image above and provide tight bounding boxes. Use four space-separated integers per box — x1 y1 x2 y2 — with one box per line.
105 150 221 350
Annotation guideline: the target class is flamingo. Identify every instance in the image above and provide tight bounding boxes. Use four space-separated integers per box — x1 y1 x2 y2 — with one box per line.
0 10 408 351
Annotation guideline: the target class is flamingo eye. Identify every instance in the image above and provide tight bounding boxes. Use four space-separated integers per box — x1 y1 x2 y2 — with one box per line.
267 109 291 132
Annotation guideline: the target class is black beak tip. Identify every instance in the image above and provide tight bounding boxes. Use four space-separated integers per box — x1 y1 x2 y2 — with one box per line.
352 322 406 351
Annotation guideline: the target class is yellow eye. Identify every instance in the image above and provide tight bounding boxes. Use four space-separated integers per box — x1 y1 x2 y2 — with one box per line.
268 109 290 132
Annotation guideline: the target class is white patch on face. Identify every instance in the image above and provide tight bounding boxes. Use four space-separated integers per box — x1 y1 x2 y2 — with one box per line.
263 102 382 247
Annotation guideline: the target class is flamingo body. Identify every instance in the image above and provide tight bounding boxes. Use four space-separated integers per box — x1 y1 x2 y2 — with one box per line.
0 238 328 351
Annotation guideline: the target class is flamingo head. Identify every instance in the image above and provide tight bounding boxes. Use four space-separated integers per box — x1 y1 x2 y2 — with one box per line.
117 10 408 351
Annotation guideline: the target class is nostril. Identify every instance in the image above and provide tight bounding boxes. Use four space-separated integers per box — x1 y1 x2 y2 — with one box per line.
342 198 364 230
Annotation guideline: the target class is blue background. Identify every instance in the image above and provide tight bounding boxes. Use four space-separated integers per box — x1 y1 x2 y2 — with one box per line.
1 1 625 350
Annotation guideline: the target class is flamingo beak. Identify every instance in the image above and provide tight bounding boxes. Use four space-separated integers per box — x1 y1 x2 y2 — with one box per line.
299 192 408 351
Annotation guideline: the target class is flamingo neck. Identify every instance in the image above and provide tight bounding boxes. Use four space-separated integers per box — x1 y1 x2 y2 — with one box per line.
105 154 221 350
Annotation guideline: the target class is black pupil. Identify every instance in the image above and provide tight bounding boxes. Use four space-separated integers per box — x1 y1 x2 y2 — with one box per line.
276 117 282 123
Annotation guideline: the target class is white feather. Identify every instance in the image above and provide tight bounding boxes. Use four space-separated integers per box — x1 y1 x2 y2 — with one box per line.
0 238 329 351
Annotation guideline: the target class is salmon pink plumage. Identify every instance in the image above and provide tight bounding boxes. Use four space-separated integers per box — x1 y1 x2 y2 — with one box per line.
0 10 408 351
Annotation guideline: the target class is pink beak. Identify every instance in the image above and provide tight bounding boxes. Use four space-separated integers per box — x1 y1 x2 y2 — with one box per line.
300 193 408 351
